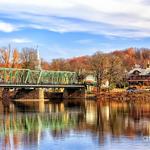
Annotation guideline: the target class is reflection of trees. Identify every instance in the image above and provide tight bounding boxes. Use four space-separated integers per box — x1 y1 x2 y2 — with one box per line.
1 113 21 150
97 102 104 144
0 112 83 148
108 102 127 137
83 100 150 145
51 129 70 139
95 101 150 144
2 100 150 148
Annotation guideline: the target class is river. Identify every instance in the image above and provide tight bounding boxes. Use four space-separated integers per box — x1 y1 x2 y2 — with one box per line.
0 99 150 150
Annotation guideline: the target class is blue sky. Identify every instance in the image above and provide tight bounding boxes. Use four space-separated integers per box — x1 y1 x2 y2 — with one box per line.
0 0 150 60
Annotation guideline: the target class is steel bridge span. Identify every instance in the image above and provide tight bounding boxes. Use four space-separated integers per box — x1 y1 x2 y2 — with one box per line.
0 67 80 86
0 68 86 99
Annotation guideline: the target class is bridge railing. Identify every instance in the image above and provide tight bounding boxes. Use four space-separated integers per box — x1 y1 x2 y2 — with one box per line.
0 68 78 85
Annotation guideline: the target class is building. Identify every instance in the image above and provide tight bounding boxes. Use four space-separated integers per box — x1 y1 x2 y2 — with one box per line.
127 65 150 86
85 75 96 84
85 74 109 92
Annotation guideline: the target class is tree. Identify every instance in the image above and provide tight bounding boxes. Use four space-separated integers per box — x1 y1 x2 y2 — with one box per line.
0 45 20 68
90 52 108 93
20 48 38 69
67 56 90 83
0 47 11 67
41 59 50 70
12 49 20 68
107 55 123 87
49 59 69 71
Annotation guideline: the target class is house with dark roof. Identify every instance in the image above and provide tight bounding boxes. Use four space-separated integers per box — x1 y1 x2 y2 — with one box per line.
127 64 150 86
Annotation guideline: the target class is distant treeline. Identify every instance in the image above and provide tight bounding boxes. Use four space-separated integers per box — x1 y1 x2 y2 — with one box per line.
0 46 150 91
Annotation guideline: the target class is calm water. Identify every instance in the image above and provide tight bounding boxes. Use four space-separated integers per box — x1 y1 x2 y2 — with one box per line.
0 99 150 150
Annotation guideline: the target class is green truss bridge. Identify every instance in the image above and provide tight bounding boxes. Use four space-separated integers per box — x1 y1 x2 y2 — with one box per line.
0 68 85 88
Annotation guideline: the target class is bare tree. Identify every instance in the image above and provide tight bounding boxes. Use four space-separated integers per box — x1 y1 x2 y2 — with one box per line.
20 48 37 69
0 47 11 67
107 55 123 87
90 52 108 93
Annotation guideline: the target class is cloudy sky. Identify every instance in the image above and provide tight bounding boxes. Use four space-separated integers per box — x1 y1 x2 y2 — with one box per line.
0 0 150 60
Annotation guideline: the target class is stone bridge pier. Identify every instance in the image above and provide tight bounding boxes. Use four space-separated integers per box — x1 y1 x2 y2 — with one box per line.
39 88 44 99
13 88 45 99
38 88 45 112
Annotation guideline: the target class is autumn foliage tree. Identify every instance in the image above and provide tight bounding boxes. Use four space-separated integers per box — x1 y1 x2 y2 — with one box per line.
12 49 20 68
0 46 20 68
113 47 150 70
49 59 69 71
0 45 150 91
49 56 90 83
67 56 90 82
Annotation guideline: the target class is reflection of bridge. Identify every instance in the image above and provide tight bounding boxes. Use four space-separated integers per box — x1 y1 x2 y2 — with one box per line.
0 113 79 136
0 68 86 99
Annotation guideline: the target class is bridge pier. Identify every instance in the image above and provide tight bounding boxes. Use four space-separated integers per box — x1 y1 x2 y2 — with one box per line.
38 88 45 99
1 88 11 113
13 88 45 99
63 87 86 99
38 88 45 112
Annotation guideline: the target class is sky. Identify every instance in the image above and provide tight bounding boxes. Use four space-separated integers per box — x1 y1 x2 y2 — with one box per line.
0 0 150 60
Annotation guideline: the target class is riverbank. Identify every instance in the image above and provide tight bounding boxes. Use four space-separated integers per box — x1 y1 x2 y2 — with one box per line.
0 88 150 102
96 88 150 102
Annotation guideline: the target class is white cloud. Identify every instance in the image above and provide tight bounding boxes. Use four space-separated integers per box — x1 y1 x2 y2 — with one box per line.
75 39 93 44
0 21 18 32
0 38 32 46
11 38 32 43
0 0 150 37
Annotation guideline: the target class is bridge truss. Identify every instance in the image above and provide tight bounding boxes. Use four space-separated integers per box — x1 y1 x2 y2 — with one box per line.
0 68 77 85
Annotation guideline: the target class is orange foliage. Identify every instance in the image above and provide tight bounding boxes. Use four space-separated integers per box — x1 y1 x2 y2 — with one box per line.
12 49 20 68
68 56 90 71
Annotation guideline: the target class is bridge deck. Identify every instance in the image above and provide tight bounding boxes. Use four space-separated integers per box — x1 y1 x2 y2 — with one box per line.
0 84 85 88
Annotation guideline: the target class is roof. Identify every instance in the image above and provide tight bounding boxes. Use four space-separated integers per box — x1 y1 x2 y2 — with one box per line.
128 67 150 76
141 68 150 75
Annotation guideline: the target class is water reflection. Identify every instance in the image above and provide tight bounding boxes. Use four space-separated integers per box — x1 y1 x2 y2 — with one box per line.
0 99 150 149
